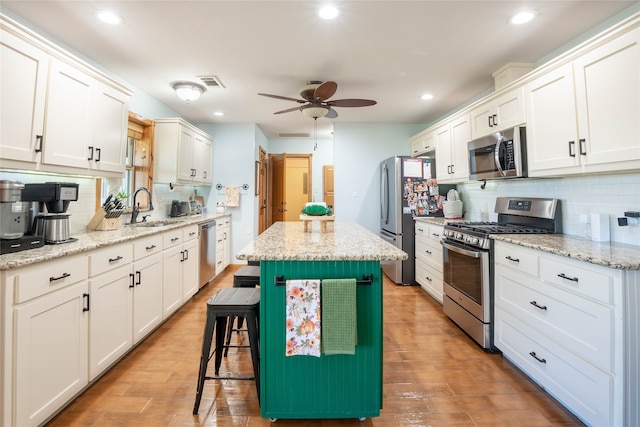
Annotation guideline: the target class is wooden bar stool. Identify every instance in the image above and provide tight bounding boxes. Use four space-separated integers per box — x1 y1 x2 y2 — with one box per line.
193 288 260 414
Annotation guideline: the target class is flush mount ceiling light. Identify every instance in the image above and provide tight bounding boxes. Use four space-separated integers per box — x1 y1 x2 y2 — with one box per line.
171 81 206 103
97 11 123 25
301 104 330 119
509 10 538 25
319 5 339 19
421 93 434 100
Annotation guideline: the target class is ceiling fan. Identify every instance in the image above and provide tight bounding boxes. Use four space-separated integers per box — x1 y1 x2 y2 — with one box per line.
258 80 377 119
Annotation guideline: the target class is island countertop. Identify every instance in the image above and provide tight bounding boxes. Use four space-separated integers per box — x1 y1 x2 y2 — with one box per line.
236 221 408 261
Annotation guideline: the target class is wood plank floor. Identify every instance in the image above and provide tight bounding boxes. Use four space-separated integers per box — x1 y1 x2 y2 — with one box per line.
46 265 584 427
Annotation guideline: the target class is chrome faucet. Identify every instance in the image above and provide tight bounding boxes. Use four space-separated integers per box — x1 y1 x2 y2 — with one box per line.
130 187 154 224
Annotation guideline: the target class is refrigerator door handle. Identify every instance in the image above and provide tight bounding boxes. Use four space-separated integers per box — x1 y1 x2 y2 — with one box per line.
381 164 389 224
379 229 397 242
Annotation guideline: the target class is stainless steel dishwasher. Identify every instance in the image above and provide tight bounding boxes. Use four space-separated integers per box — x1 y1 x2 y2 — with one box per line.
199 220 217 288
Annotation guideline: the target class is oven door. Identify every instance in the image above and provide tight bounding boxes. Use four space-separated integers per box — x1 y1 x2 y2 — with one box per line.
441 239 490 322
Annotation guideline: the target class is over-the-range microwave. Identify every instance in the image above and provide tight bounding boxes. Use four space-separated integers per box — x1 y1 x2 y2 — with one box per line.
467 126 527 180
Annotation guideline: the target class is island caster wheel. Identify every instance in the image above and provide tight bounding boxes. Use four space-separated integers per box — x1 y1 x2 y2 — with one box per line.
269 418 278 422
358 417 366 421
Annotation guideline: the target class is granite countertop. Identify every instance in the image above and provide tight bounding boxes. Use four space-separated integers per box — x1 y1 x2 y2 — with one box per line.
236 221 408 262
0 213 228 270
491 234 640 270
416 216 639 270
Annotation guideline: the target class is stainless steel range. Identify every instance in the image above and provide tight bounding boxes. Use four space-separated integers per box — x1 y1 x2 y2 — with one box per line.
441 197 561 350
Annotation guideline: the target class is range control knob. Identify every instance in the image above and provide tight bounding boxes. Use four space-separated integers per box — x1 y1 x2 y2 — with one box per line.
455 233 463 240
471 237 480 245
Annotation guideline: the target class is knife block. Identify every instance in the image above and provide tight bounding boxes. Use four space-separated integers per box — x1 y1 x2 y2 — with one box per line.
87 208 122 231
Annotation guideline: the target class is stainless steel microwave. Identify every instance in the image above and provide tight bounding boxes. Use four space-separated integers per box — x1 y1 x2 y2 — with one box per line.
467 126 527 180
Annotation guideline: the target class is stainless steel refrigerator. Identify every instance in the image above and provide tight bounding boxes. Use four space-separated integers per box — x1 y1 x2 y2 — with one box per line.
379 156 450 285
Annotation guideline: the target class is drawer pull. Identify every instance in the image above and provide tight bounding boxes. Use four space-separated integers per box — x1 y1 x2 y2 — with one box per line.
425 250 432 255
529 300 547 311
50 272 71 282
505 256 519 263
557 273 579 282
146 244 157 250
108 256 123 263
432 233 440 237
417 228 424 232
529 351 547 364
171 237 180 242
425 276 432 282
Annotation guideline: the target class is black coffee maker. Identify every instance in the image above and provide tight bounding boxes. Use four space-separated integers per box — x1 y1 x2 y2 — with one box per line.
21 182 79 244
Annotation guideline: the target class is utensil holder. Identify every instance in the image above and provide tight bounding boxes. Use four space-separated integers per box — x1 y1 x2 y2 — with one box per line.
87 208 122 231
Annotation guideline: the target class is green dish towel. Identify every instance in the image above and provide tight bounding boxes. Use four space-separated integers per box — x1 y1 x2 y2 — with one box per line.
321 278 357 355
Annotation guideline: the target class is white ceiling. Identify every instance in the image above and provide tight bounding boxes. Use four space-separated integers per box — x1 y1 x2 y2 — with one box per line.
2 1 637 140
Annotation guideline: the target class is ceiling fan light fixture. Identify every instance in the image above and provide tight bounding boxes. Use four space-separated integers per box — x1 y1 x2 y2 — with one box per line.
301 105 330 119
172 81 206 102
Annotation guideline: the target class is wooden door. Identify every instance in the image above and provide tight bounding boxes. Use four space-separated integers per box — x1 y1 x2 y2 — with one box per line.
323 165 334 212
284 156 311 221
269 154 285 225
258 147 268 234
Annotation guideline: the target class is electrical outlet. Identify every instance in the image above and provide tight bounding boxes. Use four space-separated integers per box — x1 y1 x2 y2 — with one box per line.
579 214 589 224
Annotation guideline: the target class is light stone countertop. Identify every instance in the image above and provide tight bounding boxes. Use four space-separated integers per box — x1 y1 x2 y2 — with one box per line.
236 221 408 262
415 216 639 270
0 213 228 270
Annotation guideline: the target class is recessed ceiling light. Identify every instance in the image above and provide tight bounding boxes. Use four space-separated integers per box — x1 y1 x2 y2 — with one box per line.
319 5 339 20
509 10 537 25
421 93 434 101
97 11 123 25
213 112 224 117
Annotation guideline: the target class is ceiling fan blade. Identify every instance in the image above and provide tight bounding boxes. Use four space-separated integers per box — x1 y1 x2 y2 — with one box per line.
327 98 377 107
325 107 338 119
313 81 337 101
258 93 305 103
273 106 302 115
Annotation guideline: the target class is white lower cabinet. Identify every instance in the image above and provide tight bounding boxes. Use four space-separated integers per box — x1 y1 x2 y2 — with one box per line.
493 240 631 427
6 254 89 427
162 225 199 318
215 217 231 276
1 224 202 426
414 222 444 303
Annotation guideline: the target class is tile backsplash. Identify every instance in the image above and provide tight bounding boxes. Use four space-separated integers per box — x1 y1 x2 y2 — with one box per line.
457 171 640 246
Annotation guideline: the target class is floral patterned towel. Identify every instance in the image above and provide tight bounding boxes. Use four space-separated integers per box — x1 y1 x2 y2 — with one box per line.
225 186 240 207
286 279 321 357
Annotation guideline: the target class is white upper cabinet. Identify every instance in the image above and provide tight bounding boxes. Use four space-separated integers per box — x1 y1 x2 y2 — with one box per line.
0 16 131 177
410 129 435 157
469 87 525 138
0 28 48 163
154 118 214 185
434 114 471 183
526 26 640 176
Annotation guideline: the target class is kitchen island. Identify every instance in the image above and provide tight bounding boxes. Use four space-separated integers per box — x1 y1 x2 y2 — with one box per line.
236 221 407 421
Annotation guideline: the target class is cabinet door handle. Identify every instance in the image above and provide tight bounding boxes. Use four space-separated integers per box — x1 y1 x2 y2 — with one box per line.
146 244 156 251
35 135 43 153
136 271 141 286
87 146 94 160
184 249 189 260
579 138 587 156
557 272 579 282
50 272 71 282
449 164 455 175
203 171 207 179
83 293 90 312
488 115 493 128
568 141 576 157
492 114 497 127
529 351 547 364
529 300 547 311
505 256 519 263
180 250 185 262
95 147 101 162
129 273 135 288
109 255 123 263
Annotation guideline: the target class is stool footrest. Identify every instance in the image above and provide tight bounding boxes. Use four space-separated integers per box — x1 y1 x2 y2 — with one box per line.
204 375 255 381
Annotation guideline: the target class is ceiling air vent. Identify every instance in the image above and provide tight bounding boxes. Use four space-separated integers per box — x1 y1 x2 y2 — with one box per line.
198 75 225 88
276 132 311 138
